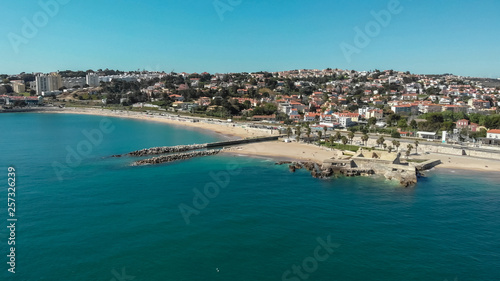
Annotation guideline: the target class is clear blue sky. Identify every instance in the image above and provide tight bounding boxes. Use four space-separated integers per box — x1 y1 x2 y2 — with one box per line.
1 0 499 77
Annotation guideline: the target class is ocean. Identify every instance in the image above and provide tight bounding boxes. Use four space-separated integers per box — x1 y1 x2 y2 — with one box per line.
0 113 499 281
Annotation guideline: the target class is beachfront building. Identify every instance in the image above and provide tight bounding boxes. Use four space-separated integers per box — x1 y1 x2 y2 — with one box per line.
35 73 62 96
486 129 500 139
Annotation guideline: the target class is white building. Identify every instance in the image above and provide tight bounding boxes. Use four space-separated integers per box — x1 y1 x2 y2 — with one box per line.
339 116 353 128
35 73 62 96
86 73 100 87
62 77 86 88
486 129 500 139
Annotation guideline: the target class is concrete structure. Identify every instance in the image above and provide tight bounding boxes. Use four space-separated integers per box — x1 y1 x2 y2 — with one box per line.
11 81 25 93
62 77 86 89
86 73 100 87
36 73 62 96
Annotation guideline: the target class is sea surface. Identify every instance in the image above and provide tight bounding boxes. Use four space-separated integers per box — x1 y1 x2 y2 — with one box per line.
0 113 499 281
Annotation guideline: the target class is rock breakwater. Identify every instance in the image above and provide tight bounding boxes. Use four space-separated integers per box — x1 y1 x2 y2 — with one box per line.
132 149 222 166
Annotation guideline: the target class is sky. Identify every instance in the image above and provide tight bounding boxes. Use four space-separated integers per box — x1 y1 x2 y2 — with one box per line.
1 0 499 77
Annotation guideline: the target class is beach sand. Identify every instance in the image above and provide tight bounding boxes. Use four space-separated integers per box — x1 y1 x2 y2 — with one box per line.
45 107 276 139
411 152 500 172
224 141 341 163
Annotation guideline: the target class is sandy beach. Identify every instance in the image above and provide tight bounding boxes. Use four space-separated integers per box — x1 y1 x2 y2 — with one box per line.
224 141 341 163
44 107 277 139
411 152 500 172
34 107 500 172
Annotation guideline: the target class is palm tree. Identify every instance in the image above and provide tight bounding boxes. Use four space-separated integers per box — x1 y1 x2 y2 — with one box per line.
334 132 342 143
348 131 354 144
323 126 328 139
388 146 393 153
395 141 401 152
306 127 312 142
361 134 369 146
329 135 334 147
341 136 348 149
377 136 385 148
407 144 414 156
286 127 292 139
414 140 419 154
392 140 398 151
383 143 387 150
405 149 411 158
317 131 322 143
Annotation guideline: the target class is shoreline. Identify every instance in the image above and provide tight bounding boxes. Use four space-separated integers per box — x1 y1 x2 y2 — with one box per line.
7 108 500 173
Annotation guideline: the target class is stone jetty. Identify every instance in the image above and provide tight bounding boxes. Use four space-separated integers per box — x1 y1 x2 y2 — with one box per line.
113 136 280 158
113 144 207 157
131 149 222 166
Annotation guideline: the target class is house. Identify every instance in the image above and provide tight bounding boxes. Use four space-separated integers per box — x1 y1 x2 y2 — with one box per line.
486 129 500 139
304 112 320 122
456 119 469 129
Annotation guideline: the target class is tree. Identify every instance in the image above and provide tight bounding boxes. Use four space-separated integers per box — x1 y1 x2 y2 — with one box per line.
388 146 393 153
334 132 342 143
414 140 419 154
329 135 334 146
393 140 400 152
376 136 385 148
341 136 348 148
286 127 292 139
348 131 355 144
306 127 312 142
323 126 328 139
407 144 414 155
410 119 418 130
405 149 411 159
295 126 301 140
317 131 322 142
383 143 387 150
361 134 369 146
368 117 377 127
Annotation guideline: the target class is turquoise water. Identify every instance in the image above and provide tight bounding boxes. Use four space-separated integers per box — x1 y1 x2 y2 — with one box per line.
1 113 499 281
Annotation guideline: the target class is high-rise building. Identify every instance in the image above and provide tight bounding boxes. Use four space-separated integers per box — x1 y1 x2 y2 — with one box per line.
35 73 62 95
86 73 100 87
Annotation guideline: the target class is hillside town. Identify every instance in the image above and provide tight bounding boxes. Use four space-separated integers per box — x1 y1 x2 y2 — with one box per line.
1 68 500 145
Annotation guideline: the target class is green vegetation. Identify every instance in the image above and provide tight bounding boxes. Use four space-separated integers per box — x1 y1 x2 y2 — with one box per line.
319 141 360 152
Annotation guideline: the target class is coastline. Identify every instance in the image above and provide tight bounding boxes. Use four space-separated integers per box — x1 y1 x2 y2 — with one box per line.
9 107 500 172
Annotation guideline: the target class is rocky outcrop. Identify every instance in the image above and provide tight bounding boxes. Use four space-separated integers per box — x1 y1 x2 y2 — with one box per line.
275 158 417 187
131 149 221 166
